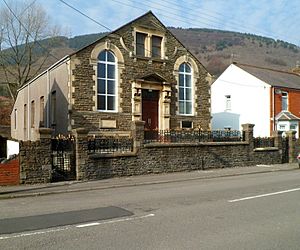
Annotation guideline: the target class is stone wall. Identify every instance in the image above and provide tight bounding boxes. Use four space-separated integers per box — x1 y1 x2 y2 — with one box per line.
74 123 289 181
18 123 297 184
19 129 52 184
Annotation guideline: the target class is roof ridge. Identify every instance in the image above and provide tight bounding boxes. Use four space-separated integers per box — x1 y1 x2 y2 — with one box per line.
233 62 300 77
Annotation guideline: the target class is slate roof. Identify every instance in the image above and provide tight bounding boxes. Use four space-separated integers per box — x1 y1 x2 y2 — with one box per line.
234 62 300 90
275 111 300 121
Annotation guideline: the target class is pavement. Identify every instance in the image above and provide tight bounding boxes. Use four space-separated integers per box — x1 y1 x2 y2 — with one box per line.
0 163 299 199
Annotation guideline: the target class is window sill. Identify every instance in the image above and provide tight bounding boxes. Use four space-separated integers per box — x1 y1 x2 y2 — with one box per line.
97 110 118 113
133 55 167 63
177 114 195 117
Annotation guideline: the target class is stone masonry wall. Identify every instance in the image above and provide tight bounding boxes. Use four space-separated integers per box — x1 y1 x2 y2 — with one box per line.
70 12 211 133
19 129 52 184
18 124 295 184
82 142 282 180
75 123 285 181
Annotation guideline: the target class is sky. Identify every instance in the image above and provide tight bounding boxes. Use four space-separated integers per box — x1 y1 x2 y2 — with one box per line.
1 0 300 46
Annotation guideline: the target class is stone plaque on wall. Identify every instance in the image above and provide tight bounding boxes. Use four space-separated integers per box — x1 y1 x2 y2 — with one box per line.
100 119 117 128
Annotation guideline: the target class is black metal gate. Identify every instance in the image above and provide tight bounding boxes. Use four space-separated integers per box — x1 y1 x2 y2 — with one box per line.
282 137 289 163
51 136 76 182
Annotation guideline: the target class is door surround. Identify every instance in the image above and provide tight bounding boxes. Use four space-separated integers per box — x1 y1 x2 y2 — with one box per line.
131 74 171 131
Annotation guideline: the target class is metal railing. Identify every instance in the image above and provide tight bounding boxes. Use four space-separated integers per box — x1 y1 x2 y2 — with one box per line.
88 136 133 153
144 129 243 144
253 137 275 148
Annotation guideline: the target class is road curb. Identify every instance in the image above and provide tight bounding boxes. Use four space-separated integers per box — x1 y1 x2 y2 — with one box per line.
0 167 298 200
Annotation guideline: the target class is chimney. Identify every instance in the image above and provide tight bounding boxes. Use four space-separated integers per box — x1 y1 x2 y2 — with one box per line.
291 61 300 75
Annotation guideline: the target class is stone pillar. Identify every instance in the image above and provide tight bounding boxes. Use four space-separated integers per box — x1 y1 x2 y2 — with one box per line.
286 130 297 163
242 124 255 146
272 130 283 149
73 128 89 180
131 120 145 153
20 128 53 184
38 128 53 183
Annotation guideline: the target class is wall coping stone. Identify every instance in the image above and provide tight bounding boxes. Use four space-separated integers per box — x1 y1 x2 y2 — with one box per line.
253 147 279 152
89 152 137 159
144 141 249 148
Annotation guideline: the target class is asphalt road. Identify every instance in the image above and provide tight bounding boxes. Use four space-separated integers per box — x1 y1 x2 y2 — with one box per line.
1 170 300 249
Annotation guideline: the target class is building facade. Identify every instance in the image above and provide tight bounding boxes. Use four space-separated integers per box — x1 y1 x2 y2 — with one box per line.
11 12 211 141
211 63 300 137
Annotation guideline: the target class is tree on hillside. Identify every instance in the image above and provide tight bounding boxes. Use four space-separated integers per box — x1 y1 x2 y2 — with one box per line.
0 0 61 99
0 96 13 125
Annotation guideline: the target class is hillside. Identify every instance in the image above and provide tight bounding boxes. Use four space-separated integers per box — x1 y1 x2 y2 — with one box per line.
169 28 300 76
44 28 300 76
1 28 299 93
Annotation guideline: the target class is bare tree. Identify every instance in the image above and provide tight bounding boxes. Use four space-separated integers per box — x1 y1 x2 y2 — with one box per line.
0 0 61 99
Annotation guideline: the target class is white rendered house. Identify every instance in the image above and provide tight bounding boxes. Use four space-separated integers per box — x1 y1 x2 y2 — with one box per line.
211 63 300 137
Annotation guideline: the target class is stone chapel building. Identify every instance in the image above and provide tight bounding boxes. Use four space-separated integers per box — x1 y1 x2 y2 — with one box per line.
11 11 211 141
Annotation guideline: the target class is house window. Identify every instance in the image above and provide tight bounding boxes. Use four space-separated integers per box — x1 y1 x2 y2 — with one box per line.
51 91 56 125
290 124 296 130
136 32 147 57
24 104 27 139
279 125 286 130
225 95 231 111
40 96 44 127
14 109 17 130
135 31 163 58
31 100 35 128
97 50 117 111
282 92 288 111
179 63 193 115
24 104 27 129
152 35 162 58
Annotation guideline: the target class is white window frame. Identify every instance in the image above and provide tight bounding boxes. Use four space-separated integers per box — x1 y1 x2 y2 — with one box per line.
225 95 231 111
281 92 288 111
97 50 118 112
178 63 193 115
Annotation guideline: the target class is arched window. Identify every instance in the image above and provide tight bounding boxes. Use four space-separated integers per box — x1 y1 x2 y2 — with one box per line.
178 63 193 115
97 50 117 111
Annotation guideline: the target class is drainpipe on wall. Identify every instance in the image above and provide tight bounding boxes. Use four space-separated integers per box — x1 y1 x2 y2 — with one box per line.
272 87 275 131
47 69 50 128
27 80 30 140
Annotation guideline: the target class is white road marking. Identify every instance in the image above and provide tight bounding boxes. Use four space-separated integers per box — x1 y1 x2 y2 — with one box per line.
75 213 155 228
76 222 100 228
0 213 155 240
228 187 300 203
0 228 68 240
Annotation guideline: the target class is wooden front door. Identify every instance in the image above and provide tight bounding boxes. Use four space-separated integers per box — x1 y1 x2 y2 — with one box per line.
142 89 159 130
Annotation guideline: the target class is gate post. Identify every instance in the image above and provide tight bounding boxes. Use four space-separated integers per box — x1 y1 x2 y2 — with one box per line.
73 128 89 180
131 120 145 153
19 128 53 184
285 130 297 163
272 130 283 149
242 124 255 150
38 128 53 183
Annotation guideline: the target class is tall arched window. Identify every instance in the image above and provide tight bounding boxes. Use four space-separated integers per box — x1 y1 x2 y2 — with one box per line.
178 63 193 115
97 50 117 111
